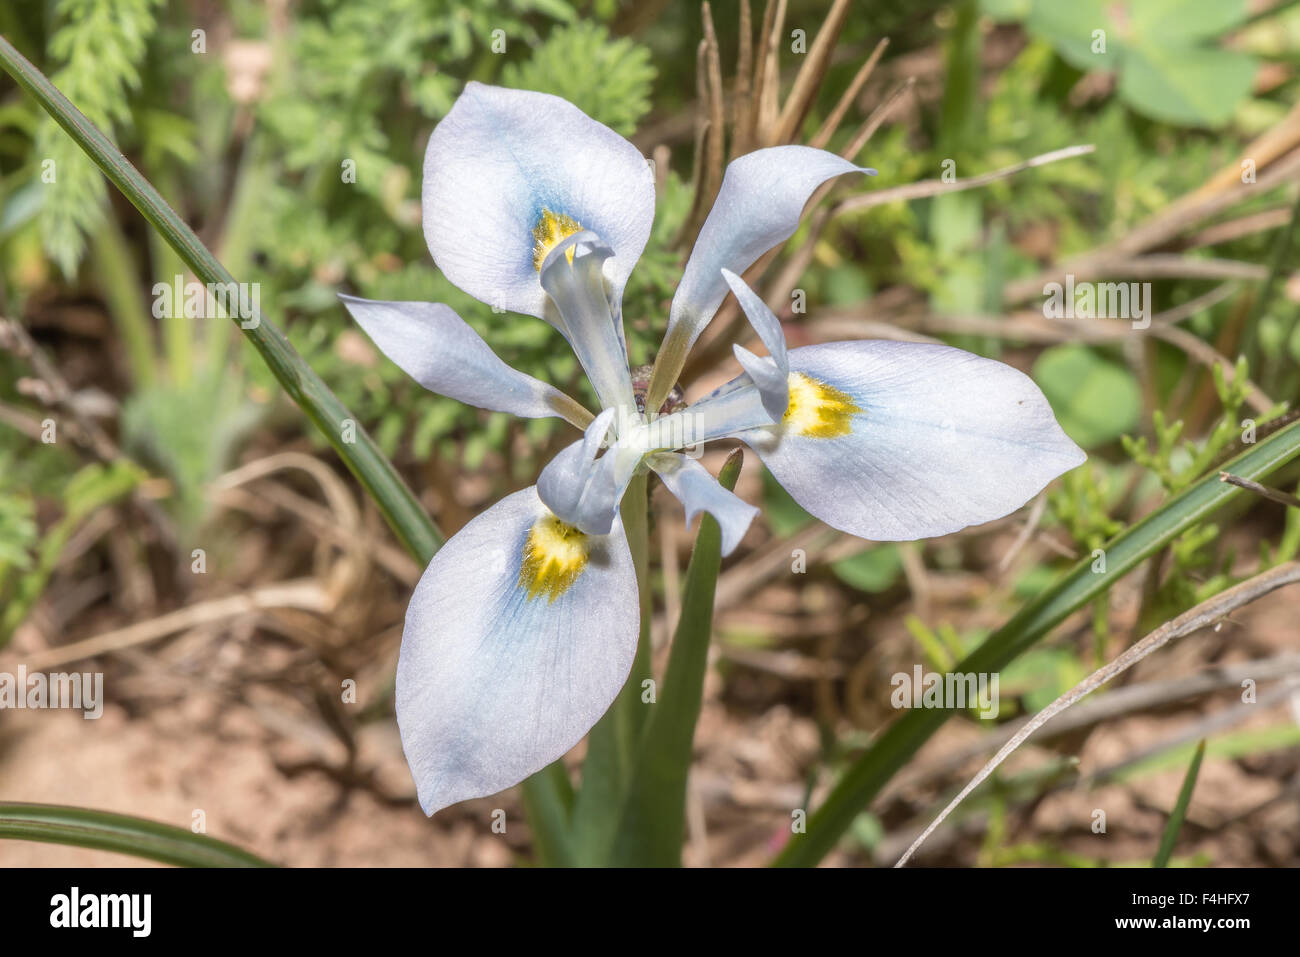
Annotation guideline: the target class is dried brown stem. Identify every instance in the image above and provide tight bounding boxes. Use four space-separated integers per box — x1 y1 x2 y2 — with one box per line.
895 562 1300 867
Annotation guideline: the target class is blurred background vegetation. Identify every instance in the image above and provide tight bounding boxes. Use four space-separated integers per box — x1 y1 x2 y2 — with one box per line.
1 0 1299 866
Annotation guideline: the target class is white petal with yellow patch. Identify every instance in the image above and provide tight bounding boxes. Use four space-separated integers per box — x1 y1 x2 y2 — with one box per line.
422 82 654 322
397 485 639 815
738 341 1087 541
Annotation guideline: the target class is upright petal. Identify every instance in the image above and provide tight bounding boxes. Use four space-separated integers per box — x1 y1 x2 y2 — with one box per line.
397 486 639 815
536 408 639 535
724 269 792 421
648 147 871 405
423 82 655 320
722 268 788 370
339 295 592 426
539 231 636 413
648 452 759 556
732 345 789 423
739 341 1085 541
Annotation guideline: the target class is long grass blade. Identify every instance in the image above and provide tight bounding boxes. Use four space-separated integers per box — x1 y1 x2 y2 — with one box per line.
0 802 272 867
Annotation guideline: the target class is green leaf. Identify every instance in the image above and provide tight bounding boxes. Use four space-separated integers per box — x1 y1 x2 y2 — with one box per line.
761 466 813 536
519 762 576 868
1152 739 1206 867
773 417 1300 867
1026 0 1115 72
1126 0 1251 44
1033 344 1141 448
979 0 1035 26
1022 0 1258 126
608 451 744 867
831 546 902 593
0 802 272 867
1118 45 1257 128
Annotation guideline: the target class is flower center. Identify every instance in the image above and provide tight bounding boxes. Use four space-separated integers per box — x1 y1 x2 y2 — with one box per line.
783 372 861 438
518 514 589 602
532 209 583 271
630 363 685 416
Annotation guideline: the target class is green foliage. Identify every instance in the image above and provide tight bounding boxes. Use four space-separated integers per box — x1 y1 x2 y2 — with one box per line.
1034 344 1142 449
831 545 903 593
1052 465 1125 553
5 0 1300 871
760 465 813 536
982 0 1258 126
1121 357 1255 494
0 457 144 646
34 0 163 275
503 21 655 136
120 371 261 532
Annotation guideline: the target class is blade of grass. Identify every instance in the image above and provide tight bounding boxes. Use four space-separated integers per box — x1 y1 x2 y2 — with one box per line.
609 449 743 866
894 562 1300 866
1153 739 1206 868
89 217 156 387
0 34 442 562
0 802 272 867
1240 183 1300 371
774 417 1300 867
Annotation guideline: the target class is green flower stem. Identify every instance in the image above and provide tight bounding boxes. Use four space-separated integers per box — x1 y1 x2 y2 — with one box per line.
567 469 654 865
0 802 272 867
610 449 744 866
775 417 1300 867
0 34 442 562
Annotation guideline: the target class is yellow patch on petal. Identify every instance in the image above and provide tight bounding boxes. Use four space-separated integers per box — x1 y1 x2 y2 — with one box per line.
532 209 583 271
782 372 862 438
518 514 589 602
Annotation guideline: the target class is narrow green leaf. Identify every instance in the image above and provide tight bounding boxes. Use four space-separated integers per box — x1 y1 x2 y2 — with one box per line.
1152 739 1206 868
569 470 654 864
775 418 1300 867
0 802 272 867
608 450 744 867
520 762 576 868
0 35 442 564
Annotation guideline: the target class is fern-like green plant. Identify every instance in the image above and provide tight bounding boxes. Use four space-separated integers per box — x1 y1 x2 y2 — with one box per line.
502 20 655 136
33 0 162 276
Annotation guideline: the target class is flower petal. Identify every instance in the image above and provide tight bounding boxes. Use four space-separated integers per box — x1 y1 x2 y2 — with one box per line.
723 268 789 421
339 295 591 426
732 344 788 424
740 341 1086 540
722 268 788 371
662 147 871 359
539 231 636 413
648 452 758 556
397 486 639 815
536 408 639 535
422 82 655 320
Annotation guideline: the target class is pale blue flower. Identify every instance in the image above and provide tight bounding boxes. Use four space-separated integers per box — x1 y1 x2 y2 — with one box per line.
341 83 1085 815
